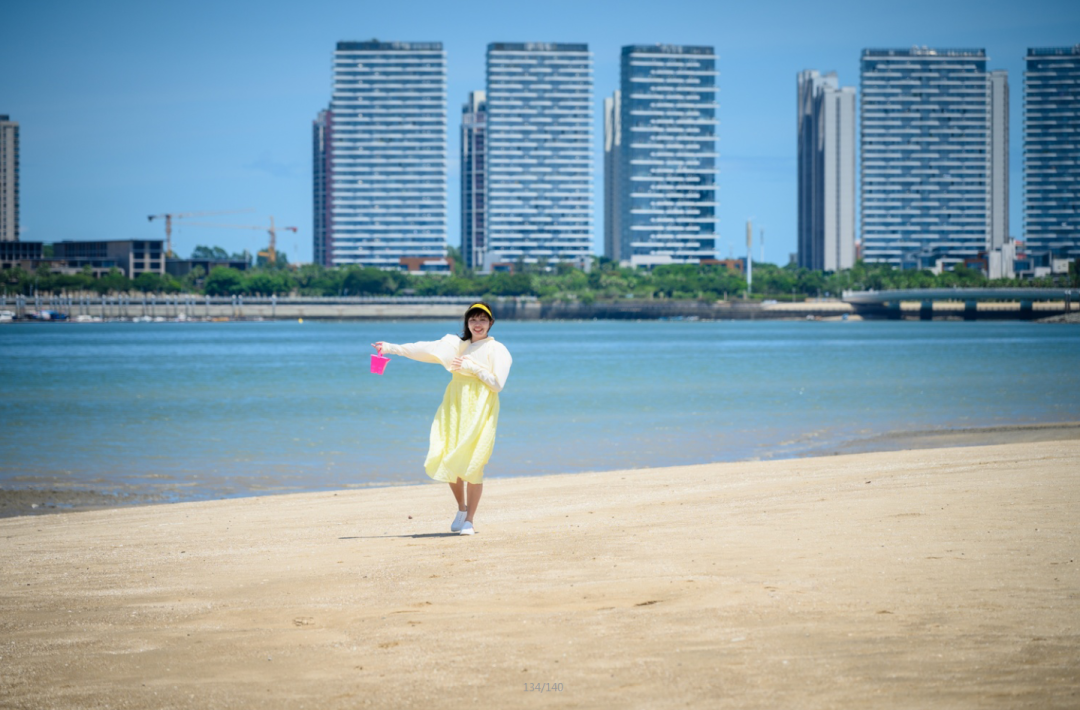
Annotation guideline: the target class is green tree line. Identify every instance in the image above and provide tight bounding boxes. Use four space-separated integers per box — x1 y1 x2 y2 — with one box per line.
3 255 1078 300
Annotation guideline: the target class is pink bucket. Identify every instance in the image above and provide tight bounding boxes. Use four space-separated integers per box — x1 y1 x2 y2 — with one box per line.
370 354 390 375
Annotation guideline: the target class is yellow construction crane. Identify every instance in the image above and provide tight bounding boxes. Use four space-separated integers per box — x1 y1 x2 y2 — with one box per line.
147 209 253 257
179 216 298 265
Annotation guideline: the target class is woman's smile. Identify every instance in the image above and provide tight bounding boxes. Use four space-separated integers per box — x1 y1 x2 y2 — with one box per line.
469 318 491 339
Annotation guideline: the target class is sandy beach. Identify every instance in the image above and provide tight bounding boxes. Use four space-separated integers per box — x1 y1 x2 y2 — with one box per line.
1 440 1078 709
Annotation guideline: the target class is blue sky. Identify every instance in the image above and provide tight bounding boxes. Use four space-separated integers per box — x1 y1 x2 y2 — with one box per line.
2 0 1078 265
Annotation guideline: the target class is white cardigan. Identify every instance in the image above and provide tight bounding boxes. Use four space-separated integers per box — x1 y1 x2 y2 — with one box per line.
380 335 513 393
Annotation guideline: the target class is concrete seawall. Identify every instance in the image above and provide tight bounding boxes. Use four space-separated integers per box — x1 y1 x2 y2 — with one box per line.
2 295 1074 321
2 296 853 321
496 299 856 320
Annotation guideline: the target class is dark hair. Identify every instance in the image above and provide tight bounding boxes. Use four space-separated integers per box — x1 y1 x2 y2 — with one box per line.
460 302 494 341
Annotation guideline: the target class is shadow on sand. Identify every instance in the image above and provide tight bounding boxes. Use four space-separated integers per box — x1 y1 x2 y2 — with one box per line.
338 532 468 540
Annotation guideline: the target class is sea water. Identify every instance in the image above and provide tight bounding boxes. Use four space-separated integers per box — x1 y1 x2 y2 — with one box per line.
1 320 1078 502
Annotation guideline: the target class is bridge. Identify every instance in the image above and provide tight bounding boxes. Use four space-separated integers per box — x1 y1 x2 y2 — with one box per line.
843 288 1080 319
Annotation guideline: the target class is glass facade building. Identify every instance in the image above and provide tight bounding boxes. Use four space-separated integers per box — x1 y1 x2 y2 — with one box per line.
460 91 487 270
485 42 593 267
0 115 18 242
314 41 447 268
860 48 1007 270
797 71 856 271
613 45 718 266
1024 46 1080 262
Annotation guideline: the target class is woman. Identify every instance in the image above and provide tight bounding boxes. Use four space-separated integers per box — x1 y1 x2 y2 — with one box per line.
373 302 512 535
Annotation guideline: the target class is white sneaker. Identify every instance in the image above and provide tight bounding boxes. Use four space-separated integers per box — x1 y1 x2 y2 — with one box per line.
451 511 467 533
459 521 475 536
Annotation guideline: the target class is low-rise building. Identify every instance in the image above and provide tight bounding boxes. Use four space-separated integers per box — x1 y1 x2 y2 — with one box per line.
987 241 1017 280
0 240 41 269
399 256 453 275
52 240 164 278
1 240 120 278
166 258 249 278
707 258 745 276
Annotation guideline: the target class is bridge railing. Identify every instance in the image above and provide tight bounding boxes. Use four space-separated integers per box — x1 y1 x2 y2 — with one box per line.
843 288 1079 305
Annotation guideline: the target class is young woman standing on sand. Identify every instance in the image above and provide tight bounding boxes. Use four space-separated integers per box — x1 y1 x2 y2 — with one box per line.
373 303 512 535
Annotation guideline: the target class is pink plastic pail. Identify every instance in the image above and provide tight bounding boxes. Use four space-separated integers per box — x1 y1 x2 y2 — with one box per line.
370 354 390 375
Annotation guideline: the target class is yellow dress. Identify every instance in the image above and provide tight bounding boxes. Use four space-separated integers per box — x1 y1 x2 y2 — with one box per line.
381 335 513 484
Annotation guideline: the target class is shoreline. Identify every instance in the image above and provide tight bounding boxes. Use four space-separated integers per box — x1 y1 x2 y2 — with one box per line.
1 439 1077 708
3 420 1078 519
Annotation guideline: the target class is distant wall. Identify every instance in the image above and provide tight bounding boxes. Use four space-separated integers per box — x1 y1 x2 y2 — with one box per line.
493 300 852 320
2 295 1073 321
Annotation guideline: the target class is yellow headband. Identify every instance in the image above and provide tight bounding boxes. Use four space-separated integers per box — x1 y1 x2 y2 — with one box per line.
469 303 492 318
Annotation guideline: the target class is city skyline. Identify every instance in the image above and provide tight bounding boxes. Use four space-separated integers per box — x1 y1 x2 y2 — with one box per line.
1 0 1076 265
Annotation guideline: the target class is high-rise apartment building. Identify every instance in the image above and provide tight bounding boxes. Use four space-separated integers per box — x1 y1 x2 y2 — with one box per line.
603 90 622 261
314 41 447 268
461 91 487 271
1024 45 1080 262
485 42 593 267
0 115 18 242
860 48 1007 269
611 45 718 266
797 71 856 271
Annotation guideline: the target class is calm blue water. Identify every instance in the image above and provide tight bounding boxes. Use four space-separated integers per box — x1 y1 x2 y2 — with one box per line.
2 320 1078 502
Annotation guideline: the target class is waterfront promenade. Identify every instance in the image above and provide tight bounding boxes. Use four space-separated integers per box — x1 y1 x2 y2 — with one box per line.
1 439 1077 708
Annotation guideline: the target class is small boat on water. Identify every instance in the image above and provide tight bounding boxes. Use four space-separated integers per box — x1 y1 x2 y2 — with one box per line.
24 310 69 321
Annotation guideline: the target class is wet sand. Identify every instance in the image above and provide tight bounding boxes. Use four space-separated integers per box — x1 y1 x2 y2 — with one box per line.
1 440 1078 709
827 421 1080 455
0 488 165 518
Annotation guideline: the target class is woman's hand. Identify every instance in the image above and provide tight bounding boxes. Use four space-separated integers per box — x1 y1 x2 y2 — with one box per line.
372 342 385 355
452 357 478 375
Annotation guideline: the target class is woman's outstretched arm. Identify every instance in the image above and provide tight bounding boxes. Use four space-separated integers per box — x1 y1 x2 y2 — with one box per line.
374 340 446 365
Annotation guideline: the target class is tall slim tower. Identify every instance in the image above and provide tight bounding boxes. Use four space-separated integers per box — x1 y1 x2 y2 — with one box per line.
603 90 622 261
322 40 448 268
485 42 594 267
745 219 753 293
0 115 19 242
461 91 487 270
312 108 332 267
797 71 856 271
1024 45 1080 262
988 70 1009 251
618 45 718 266
861 48 1006 269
